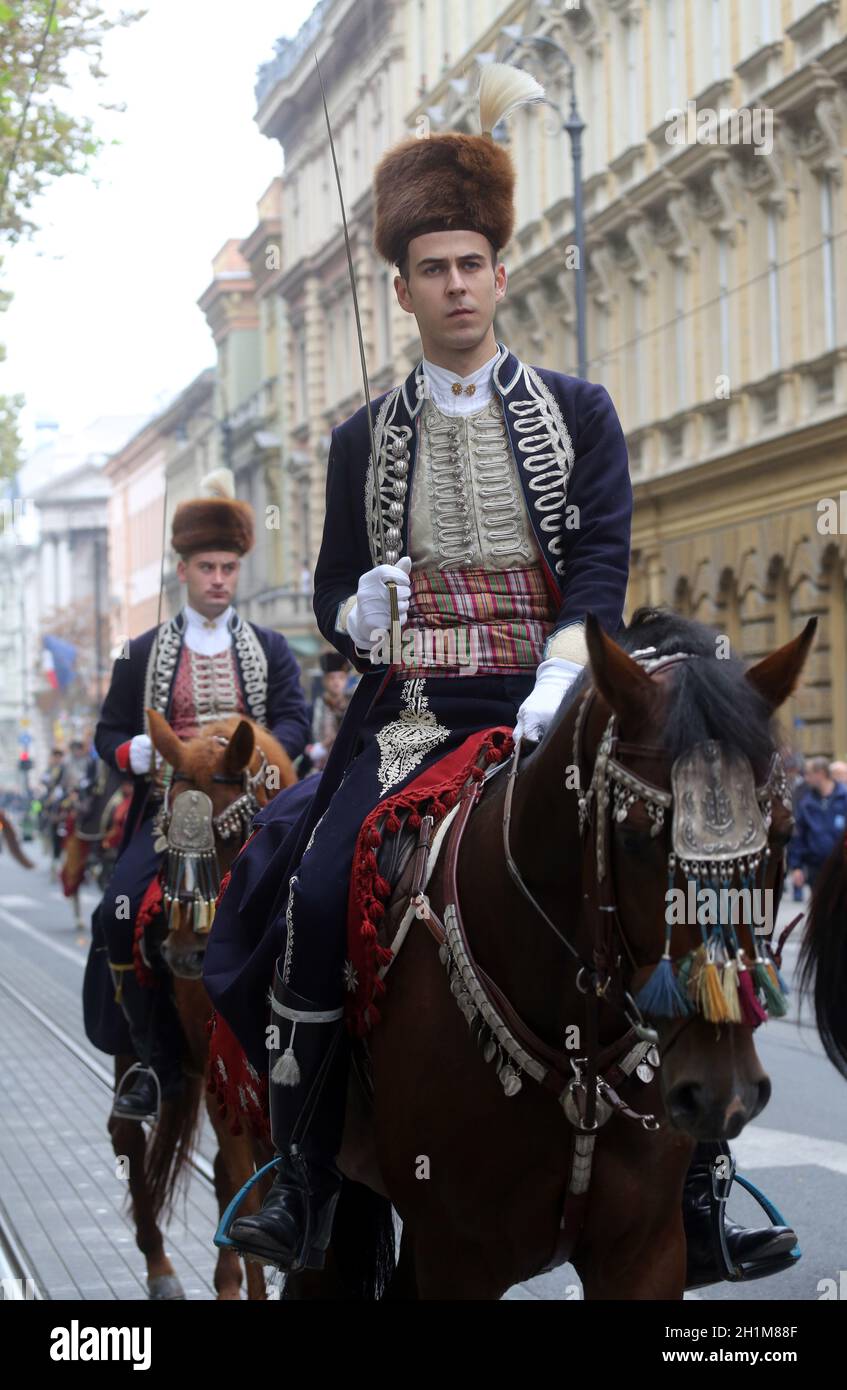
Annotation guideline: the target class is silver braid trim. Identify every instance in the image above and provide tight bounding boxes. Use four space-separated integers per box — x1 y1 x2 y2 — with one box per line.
507 364 575 579
233 617 269 726
143 618 182 733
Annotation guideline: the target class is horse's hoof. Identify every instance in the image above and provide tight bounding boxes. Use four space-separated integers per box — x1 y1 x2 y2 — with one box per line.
148 1273 186 1300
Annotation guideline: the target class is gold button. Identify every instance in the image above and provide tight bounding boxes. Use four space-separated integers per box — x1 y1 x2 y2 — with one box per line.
451 382 462 395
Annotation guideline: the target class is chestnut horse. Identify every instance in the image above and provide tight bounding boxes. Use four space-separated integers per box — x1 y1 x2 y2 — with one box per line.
0 810 34 868
109 713 294 1300
284 606 814 1300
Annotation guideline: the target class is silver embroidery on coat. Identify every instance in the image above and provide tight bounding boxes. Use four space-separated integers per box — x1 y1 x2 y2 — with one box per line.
282 873 299 985
507 364 576 578
411 397 537 570
375 678 450 794
365 387 412 566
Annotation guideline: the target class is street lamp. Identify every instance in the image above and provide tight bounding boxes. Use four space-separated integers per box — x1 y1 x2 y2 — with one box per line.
499 27 587 379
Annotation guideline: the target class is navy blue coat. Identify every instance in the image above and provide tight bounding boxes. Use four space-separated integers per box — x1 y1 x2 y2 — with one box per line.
314 342 631 671
788 782 847 871
95 609 310 839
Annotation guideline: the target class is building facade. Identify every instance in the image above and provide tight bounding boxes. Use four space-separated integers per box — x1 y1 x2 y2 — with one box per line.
253 0 846 754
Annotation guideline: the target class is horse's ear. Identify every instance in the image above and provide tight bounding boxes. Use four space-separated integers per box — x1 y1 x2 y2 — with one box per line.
146 709 182 769
585 612 657 729
745 617 817 711
224 719 255 776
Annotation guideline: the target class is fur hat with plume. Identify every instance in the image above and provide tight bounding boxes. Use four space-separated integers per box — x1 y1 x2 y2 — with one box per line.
373 63 544 267
171 468 255 558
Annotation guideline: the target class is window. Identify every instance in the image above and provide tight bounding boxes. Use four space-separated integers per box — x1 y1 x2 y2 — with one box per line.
674 263 686 411
767 210 781 371
760 389 778 425
717 235 731 379
711 407 728 445
821 174 837 352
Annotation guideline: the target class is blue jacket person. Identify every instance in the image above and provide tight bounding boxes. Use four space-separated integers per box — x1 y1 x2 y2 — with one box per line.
83 470 309 1120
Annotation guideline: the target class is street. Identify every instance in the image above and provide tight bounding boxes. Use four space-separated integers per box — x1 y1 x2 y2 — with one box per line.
1 842 845 1301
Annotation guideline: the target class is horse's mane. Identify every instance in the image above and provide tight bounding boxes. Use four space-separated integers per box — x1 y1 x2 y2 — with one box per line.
562 606 776 767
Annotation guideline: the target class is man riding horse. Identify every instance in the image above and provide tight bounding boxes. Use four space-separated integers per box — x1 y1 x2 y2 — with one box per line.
86 470 310 1119
205 65 797 1289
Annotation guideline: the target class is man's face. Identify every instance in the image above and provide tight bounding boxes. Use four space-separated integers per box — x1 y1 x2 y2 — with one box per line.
177 551 241 618
394 230 506 355
323 671 347 698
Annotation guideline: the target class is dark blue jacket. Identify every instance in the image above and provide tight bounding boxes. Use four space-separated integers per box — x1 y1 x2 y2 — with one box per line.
788 782 847 870
95 610 310 839
314 342 632 670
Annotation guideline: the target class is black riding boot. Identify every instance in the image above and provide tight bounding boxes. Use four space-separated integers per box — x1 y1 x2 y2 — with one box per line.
111 968 185 1121
228 967 348 1271
683 1140 798 1288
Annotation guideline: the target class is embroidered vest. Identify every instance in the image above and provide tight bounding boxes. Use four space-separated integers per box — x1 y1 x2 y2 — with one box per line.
169 645 246 738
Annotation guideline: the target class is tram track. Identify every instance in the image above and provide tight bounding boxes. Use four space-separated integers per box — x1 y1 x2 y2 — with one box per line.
0 972 216 1194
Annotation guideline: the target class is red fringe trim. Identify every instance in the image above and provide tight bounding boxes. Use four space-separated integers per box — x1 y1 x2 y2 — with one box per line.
346 725 513 1036
132 877 162 988
207 1010 270 1141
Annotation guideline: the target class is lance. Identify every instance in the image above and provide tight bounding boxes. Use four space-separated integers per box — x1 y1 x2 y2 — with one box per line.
314 49 402 666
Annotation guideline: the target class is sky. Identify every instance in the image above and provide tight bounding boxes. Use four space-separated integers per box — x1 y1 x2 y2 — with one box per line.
1 0 317 453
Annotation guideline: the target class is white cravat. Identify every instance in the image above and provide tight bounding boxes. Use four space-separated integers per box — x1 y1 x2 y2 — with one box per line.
183 604 234 656
421 348 500 416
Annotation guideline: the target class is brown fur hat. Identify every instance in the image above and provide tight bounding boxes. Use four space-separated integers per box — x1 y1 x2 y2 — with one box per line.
373 133 515 267
171 469 254 558
372 64 544 267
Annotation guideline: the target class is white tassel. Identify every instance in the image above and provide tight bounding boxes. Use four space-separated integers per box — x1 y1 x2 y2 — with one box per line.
271 1022 301 1086
478 62 545 137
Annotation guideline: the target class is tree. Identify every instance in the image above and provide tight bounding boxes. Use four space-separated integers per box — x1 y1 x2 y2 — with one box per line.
0 1 144 480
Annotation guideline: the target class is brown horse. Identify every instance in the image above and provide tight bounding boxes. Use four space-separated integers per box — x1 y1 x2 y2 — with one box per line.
109 713 295 1300
0 810 34 868
285 606 814 1300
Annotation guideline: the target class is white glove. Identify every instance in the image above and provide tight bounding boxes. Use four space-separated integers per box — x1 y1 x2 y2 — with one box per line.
128 733 153 775
346 556 412 651
514 659 583 743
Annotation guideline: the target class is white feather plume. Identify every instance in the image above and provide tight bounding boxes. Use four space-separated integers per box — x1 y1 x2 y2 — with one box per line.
200 468 236 500
478 62 545 137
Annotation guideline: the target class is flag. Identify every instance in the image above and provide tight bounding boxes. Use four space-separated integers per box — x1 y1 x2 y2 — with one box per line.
42 635 77 690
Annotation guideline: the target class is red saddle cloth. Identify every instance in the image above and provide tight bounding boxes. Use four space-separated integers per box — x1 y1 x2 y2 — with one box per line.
346 725 513 1036
207 726 513 1136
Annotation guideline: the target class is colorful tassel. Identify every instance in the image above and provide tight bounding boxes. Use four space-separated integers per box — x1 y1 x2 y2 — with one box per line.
753 957 788 1018
698 960 730 1022
762 942 789 995
635 954 692 1018
721 958 742 1023
738 963 768 1026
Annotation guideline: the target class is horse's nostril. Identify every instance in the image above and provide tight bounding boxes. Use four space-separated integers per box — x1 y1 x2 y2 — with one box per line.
668 1082 703 1125
753 1076 771 1119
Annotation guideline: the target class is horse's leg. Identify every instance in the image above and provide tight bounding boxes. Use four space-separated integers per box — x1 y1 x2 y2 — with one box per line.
575 1133 690 1301
207 1112 267 1301
578 1220 686 1300
110 1055 183 1298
